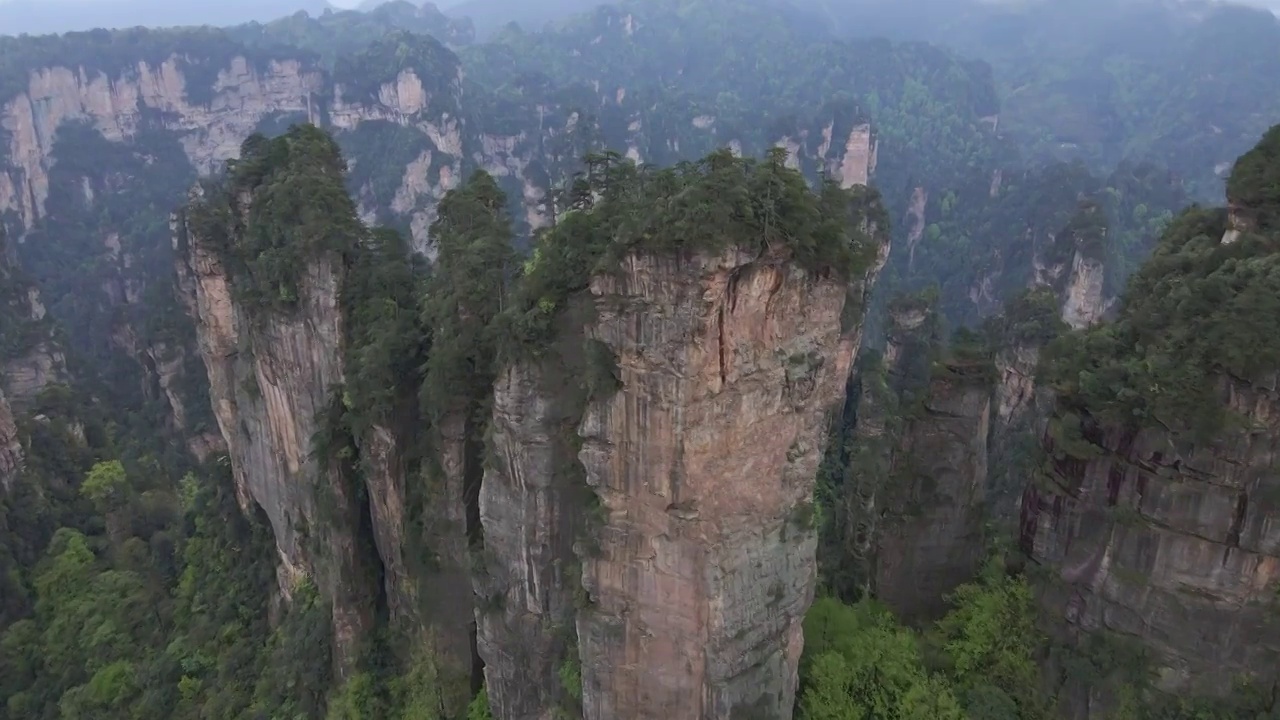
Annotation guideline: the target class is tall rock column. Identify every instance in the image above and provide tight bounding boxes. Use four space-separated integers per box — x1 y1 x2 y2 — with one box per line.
575 247 872 719
870 347 993 621
835 295 995 621
174 127 378 675
476 153 888 720
477 353 591 720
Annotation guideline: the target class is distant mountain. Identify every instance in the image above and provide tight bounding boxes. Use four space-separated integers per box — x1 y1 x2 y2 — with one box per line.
0 0 334 36
444 0 604 37
789 0 1280 197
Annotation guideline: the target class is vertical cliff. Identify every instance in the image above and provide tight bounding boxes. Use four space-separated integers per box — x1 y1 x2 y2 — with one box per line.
1054 202 1109 330
872 342 993 622
175 127 379 675
0 388 19 493
1024 128 1280 708
828 294 995 621
0 266 64 406
476 154 889 720
987 289 1068 520
0 229 45 491
575 247 861 719
478 348 593 720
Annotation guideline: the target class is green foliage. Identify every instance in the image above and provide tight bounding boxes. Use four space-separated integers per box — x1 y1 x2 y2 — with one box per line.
338 121 435 225
467 688 493 720
17 119 213 440
162 464 277 720
381 642 472 720
463 0 1000 197
1042 149 1280 440
341 227 431 437
80 461 128 508
897 159 1185 326
801 558 1046 720
831 0 1280 198
934 561 1047 718
422 171 517 422
799 597 964 720
0 230 55 364
189 124 365 314
1226 124 1280 232
0 27 302 107
558 654 582 703
325 672 384 720
227 1 474 66
502 148 882 352
984 287 1068 347
332 31 462 107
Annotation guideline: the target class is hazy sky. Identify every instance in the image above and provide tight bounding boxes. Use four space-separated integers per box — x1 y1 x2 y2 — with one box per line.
0 0 1276 12
0 0 1276 5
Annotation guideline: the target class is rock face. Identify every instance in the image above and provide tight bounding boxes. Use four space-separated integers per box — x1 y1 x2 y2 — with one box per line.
1021 375 1280 702
173 199 375 676
1 58 324 229
0 231 64 405
838 298 994 621
578 249 861 719
872 353 992 621
1054 205 1109 330
478 235 887 719
1022 131 1280 711
0 54 465 252
775 120 879 191
477 357 587 720
988 341 1052 519
1 338 65 405
2 53 881 257
0 387 20 492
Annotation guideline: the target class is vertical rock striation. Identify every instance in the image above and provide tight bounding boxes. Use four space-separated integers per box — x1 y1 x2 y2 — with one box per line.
836 296 995 621
477 355 589 720
0 227 64 405
871 350 993 622
1023 129 1280 709
173 130 379 676
175 207 375 672
1022 379 1280 701
575 247 870 718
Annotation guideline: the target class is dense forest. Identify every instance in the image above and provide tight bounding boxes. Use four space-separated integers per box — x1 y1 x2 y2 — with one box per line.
2 0 1280 718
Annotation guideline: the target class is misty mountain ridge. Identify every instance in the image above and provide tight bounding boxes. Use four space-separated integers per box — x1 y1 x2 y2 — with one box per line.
0 0 336 36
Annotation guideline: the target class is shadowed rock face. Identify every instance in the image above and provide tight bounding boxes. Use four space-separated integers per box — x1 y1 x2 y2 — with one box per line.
837 299 994 622
1023 373 1280 703
1020 130 1280 712
872 359 993 622
173 199 376 677
0 388 20 492
478 239 887 720
476 357 587 720
0 265 65 406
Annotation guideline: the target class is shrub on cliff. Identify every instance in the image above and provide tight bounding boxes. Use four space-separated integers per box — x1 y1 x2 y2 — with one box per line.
500 147 886 353
1043 127 1280 441
1226 124 1280 231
